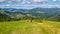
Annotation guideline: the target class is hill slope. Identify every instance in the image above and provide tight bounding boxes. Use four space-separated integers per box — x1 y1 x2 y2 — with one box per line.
0 20 60 34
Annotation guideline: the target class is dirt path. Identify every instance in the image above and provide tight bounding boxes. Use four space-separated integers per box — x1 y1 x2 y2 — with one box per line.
37 23 60 34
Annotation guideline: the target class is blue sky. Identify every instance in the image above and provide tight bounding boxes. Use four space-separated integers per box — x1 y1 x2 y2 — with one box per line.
0 0 60 9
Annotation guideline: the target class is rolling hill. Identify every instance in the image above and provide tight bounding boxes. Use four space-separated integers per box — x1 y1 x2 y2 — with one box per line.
0 7 60 21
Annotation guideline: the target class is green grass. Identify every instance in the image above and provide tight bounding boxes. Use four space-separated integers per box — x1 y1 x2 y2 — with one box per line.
44 21 60 28
0 20 60 34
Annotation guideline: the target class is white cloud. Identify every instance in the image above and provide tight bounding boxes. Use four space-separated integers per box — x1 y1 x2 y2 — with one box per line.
33 0 42 2
39 5 60 8
12 0 15 1
22 1 31 4
16 0 20 1
52 0 57 1
58 0 60 1
32 0 48 2
8 1 12 4
6 4 11 6
22 1 26 4
0 0 4 2
0 4 60 8
11 0 21 2
33 0 38 2
27 1 31 4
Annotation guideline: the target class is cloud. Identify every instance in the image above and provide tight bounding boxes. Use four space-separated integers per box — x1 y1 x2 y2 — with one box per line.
22 1 31 4
32 0 48 2
0 4 60 9
12 0 15 1
52 0 57 1
8 1 12 4
27 1 31 4
0 0 60 9
58 0 60 1
0 0 4 2
39 4 60 8
12 0 21 2
6 4 11 6
22 1 26 4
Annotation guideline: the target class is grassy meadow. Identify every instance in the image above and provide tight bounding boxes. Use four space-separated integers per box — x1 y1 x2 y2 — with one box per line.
0 20 60 34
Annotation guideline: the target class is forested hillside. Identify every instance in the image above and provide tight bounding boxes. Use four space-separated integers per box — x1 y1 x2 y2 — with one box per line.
0 8 60 22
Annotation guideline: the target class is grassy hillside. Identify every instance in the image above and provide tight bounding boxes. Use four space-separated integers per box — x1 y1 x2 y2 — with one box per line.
0 20 60 34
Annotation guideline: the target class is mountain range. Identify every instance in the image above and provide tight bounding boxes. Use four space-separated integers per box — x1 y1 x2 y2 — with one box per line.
2 7 60 14
0 7 60 20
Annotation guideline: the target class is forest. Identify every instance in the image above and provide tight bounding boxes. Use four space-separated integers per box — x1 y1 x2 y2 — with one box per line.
0 8 60 22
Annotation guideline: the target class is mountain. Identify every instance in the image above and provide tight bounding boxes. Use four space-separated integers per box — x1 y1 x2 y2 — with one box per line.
30 7 60 14
0 7 60 21
0 7 60 17
1 7 60 14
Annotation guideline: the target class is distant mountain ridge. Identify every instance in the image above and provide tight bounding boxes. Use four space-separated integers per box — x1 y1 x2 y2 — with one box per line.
0 7 60 14
0 7 60 10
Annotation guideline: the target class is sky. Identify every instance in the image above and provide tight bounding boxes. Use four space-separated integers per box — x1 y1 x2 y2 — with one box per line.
0 0 60 9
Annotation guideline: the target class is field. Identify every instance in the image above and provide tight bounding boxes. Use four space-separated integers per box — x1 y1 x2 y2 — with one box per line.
0 20 60 34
